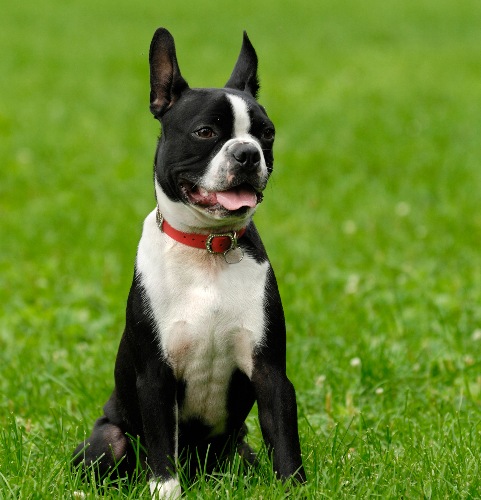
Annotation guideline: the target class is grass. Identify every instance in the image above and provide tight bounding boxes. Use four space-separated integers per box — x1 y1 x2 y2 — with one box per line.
1 0 481 497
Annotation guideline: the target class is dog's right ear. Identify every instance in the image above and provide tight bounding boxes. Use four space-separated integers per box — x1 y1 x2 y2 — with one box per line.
225 32 260 99
149 28 189 118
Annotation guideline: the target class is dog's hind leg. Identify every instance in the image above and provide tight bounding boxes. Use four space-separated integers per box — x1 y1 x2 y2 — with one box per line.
235 423 258 467
72 416 138 481
237 440 258 467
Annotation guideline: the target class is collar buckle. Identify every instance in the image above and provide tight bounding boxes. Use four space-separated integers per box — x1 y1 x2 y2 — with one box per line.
205 231 238 254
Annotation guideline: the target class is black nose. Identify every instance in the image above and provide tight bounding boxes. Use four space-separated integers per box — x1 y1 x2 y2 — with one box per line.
231 142 261 169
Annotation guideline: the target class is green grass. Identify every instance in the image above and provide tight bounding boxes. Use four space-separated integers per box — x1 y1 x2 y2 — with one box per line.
2 0 481 497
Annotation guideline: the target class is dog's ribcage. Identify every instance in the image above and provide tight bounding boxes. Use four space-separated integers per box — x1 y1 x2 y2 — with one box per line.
136 210 268 434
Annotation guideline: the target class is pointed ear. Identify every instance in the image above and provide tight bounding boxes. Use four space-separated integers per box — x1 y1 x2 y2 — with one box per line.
225 32 260 99
149 28 189 118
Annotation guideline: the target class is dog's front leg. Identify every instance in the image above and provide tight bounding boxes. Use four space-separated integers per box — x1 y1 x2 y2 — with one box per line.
149 474 181 500
136 361 181 499
252 362 306 484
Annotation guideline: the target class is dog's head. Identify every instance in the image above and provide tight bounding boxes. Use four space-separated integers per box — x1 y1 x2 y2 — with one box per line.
149 28 275 232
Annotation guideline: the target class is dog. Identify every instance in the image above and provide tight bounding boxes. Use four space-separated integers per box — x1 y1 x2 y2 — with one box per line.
73 27 306 498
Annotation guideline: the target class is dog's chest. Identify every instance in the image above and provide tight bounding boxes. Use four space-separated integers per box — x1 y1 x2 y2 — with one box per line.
136 210 268 431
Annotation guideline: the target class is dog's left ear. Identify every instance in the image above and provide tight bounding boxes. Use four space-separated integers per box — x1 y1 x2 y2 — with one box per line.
225 32 260 99
149 28 189 118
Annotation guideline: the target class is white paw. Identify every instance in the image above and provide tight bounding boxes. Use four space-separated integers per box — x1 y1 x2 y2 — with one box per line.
149 477 181 499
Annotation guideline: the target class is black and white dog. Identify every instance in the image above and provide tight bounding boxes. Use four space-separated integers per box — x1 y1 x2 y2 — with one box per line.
73 27 305 498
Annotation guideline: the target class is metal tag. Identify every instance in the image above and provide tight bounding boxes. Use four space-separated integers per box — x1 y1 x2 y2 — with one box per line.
223 246 244 264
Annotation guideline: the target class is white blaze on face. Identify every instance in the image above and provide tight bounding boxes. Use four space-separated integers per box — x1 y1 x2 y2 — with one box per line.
226 93 252 138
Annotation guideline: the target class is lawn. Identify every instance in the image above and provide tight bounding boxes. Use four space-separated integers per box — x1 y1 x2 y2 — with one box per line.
1 0 481 497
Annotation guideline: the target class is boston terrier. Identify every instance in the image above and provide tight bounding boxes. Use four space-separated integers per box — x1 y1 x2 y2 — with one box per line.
73 27 306 498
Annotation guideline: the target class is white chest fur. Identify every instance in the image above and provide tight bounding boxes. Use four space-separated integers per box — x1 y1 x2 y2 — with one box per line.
136 210 268 433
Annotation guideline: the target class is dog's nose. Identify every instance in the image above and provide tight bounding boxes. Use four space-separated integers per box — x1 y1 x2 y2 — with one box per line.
231 143 261 170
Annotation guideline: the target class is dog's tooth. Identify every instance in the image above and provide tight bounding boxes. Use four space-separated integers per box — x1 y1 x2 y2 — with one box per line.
198 187 209 197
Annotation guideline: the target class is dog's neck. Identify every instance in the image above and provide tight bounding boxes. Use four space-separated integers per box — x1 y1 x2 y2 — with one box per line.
156 207 247 262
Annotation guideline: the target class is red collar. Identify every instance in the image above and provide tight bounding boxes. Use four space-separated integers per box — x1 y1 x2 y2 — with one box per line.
156 208 246 254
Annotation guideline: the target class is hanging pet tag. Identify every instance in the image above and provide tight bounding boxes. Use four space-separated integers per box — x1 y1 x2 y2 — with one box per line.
223 246 244 264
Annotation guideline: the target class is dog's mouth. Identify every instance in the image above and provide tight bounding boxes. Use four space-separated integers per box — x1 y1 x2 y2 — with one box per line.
180 181 263 213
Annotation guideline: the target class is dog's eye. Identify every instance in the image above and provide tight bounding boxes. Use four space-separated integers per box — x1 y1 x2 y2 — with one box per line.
194 127 216 139
261 128 275 141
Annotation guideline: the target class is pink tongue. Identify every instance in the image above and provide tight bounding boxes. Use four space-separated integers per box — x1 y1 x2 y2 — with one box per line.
216 188 257 210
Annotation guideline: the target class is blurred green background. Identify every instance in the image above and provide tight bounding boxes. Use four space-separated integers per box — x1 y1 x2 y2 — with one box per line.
1 0 481 497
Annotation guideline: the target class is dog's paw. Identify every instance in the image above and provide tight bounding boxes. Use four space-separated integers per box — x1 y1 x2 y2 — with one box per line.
149 477 181 499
